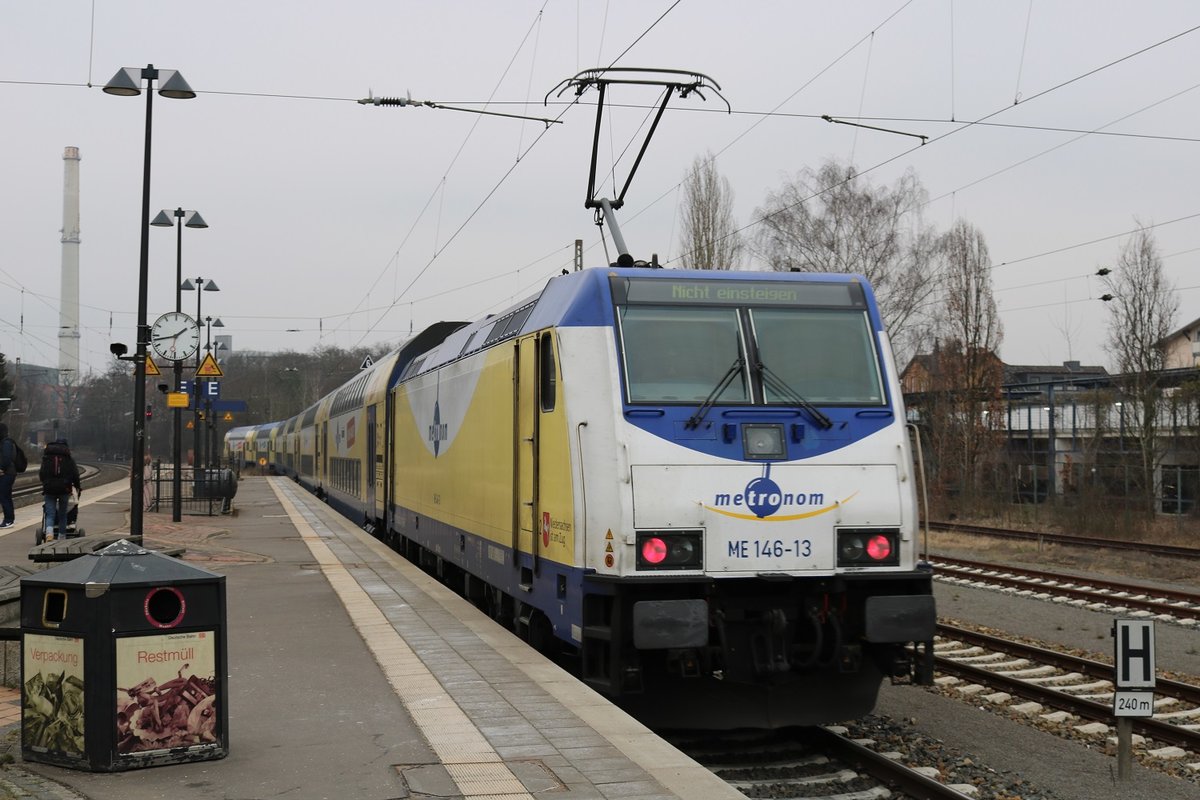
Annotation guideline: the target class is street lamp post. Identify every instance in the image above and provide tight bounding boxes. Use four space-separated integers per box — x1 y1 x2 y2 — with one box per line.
182 278 219 469
151 208 207 522
104 64 196 540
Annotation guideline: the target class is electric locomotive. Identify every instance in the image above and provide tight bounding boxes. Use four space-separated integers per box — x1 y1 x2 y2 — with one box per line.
386 266 934 727
241 66 934 728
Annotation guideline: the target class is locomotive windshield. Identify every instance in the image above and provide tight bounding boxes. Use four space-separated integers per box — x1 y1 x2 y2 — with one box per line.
612 276 885 406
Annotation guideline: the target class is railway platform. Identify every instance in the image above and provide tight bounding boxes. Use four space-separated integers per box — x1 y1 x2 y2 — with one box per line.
0 476 740 800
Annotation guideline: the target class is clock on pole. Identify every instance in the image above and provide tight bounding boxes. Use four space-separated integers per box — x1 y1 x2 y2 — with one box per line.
150 311 201 362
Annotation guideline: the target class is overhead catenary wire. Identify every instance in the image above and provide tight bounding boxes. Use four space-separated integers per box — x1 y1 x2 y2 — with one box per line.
347 2 685 348
3 8 1198 370
663 18 1200 270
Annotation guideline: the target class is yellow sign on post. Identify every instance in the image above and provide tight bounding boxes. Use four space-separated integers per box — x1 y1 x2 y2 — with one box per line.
145 355 162 376
167 392 190 408
223 412 234 421
196 352 223 377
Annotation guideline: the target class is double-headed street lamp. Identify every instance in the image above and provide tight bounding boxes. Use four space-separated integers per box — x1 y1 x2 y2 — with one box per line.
103 64 196 541
151 208 207 522
182 278 219 468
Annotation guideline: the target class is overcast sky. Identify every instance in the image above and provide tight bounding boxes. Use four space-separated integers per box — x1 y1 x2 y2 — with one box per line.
2 2 1198 379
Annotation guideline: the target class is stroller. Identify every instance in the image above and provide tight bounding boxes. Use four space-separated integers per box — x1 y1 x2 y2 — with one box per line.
35 495 85 545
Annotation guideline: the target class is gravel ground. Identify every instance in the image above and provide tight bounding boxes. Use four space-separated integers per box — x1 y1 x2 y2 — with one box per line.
879 536 1200 799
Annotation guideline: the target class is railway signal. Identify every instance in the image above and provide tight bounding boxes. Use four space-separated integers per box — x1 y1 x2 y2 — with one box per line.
1112 618 1156 781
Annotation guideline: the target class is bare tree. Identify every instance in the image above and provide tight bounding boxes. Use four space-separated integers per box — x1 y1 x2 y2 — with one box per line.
1102 223 1178 515
929 221 1005 500
677 152 743 270
0 352 13 418
752 159 938 363
939 220 1003 374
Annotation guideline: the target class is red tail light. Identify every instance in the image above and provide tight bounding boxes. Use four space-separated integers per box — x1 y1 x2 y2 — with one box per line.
837 528 900 567
866 534 892 561
641 537 668 564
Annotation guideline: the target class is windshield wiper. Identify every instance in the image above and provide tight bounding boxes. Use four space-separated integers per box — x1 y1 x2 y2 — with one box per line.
685 356 744 430
756 361 834 430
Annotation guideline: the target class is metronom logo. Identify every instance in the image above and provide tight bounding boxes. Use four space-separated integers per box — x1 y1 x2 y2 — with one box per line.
705 464 851 521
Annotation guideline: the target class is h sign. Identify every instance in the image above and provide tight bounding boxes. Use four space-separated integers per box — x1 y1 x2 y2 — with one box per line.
1113 619 1155 689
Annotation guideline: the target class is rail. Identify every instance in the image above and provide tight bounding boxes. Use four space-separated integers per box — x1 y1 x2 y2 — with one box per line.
927 520 1200 560
931 554 1200 615
935 622 1200 752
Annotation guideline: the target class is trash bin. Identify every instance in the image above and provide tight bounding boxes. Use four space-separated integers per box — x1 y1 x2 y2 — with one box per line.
20 539 228 771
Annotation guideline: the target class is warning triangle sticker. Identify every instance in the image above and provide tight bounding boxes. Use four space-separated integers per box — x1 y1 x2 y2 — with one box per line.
605 530 614 539
144 354 161 376
195 352 224 377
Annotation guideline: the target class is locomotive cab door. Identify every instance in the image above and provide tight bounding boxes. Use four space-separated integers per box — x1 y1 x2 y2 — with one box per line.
513 333 546 587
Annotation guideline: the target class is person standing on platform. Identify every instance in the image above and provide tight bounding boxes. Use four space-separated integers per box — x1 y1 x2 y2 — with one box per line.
40 439 81 541
0 422 16 528
143 454 154 511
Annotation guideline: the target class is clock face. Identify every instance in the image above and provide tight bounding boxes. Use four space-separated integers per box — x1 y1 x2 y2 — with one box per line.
150 311 201 362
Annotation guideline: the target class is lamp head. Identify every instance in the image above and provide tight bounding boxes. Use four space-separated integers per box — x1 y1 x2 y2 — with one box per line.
110 342 128 358
157 70 196 100
102 67 141 97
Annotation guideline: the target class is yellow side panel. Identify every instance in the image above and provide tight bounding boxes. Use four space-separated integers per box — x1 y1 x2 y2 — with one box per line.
393 348 515 544
391 333 575 564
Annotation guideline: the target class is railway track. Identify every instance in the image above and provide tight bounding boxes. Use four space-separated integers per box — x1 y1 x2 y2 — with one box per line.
934 622 1200 759
926 520 1200 560
671 724 982 799
931 554 1200 621
8 462 125 506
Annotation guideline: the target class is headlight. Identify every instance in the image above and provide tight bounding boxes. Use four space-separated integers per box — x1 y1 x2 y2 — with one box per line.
837 528 900 567
636 531 703 570
742 423 785 460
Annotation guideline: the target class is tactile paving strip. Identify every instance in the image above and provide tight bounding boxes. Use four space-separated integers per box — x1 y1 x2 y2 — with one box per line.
271 481 535 799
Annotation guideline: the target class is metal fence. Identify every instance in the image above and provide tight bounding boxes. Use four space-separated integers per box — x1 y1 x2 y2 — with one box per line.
146 462 237 516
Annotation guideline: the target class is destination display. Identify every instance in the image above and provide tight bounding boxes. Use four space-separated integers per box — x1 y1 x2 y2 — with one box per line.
611 276 866 308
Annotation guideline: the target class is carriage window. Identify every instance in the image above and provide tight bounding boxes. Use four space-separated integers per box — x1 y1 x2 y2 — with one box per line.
618 306 747 403
752 308 884 405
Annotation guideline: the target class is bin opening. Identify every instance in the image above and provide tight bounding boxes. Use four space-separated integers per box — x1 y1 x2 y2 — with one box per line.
145 587 186 628
42 589 68 626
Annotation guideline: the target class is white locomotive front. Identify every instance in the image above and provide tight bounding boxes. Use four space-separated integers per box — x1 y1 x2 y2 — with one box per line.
555 269 934 726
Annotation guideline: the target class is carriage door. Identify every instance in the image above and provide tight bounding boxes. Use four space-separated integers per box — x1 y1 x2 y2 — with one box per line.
513 335 543 587
366 405 378 514
320 421 328 484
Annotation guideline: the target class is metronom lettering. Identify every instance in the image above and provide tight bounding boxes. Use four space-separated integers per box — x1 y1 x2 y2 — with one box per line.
712 491 825 507
137 647 195 664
